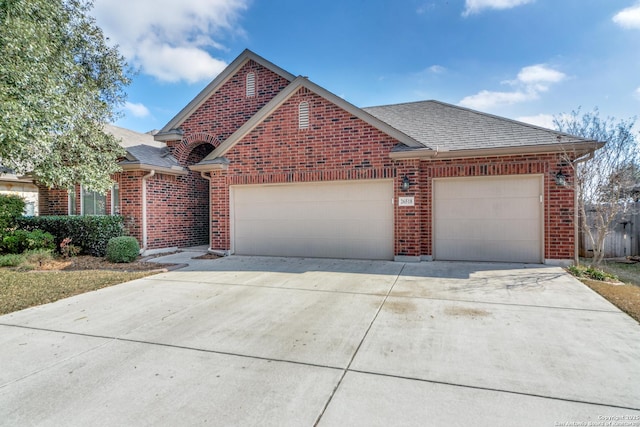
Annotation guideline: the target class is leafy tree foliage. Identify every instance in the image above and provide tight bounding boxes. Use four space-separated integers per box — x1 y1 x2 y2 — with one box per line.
0 0 130 192
555 108 639 265
0 194 25 231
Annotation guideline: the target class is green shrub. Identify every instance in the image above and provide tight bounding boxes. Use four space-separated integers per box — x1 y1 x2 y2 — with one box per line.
16 216 125 256
60 237 81 258
567 265 582 277
585 266 617 282
0 194 25 232
106 236 140 263
1 229 55 254
0 253 25 267
23 249 54 266
567 265 618 282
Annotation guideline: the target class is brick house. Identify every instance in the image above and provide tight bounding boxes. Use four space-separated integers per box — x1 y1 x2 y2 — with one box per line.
39 49 601 264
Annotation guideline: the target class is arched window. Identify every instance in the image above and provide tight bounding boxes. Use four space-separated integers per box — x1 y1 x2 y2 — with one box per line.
246 72 255 97
298 101 309 130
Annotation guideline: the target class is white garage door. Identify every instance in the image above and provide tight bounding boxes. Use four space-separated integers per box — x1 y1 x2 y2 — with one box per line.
434 175 543 263
232 180 394 260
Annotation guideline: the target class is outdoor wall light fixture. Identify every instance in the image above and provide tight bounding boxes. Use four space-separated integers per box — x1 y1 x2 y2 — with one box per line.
401 175 411 191
554 169 567 186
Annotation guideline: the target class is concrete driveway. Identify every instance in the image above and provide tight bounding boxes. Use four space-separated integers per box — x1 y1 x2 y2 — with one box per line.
1 254 639 426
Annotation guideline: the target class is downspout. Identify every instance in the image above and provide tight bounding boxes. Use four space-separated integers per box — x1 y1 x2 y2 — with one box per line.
572 152 595 265
200 171 212 251
141 170 155 253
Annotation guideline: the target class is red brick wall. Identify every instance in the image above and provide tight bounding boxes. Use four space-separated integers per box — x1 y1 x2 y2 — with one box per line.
38 187 69 215
38 185 112 216
395 160 421 257
168 60 291 163
419 153 575 260
208 87 399 251
119 171 145 244
132 59 292 250
203 87 576 261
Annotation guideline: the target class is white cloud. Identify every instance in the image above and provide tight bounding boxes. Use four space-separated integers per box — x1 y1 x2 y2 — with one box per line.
635 87 640 99
613 3 640 29
459 64 565 110
460 89 536 110
429 65 446 74
516 114 555 129
463 0 534 16
93 0 249 83
125 102 151 118
516 64 566 85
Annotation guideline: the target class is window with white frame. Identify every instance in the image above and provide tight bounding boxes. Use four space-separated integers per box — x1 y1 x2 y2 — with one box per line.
80 186 107 215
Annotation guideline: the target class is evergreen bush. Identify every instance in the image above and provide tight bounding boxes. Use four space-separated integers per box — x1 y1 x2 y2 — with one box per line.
17 216 125 256
105 236 140 263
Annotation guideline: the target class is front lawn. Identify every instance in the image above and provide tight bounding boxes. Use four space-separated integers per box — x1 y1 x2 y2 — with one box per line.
0 270 158 315
572 259 640 323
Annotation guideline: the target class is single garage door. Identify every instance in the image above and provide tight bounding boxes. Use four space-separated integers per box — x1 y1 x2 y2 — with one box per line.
231 180 394 260
434 175 543 263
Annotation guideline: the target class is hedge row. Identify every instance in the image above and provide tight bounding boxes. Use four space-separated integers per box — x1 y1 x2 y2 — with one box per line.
17 216 126 256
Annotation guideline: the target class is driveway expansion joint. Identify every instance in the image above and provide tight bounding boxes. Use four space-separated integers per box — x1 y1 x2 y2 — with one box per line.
312 262 408 426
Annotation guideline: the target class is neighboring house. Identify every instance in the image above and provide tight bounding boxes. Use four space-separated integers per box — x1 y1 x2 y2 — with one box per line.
39 49 601 264
0 166 38 216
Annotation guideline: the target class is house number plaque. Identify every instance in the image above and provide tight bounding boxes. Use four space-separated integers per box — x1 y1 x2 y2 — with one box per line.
398 197 415 206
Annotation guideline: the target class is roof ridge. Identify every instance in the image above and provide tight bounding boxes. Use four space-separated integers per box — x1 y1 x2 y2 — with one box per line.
197 76 425 164
156 49 296 136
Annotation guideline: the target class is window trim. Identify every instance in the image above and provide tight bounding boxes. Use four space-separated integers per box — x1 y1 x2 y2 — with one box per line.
111 183 120 215
68 189 77 215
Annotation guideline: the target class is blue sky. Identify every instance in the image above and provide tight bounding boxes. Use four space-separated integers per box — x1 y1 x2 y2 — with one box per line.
92 0 640 134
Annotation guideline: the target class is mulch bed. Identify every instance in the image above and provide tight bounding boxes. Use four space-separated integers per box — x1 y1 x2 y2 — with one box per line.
582 278 640 323
36 255 176 272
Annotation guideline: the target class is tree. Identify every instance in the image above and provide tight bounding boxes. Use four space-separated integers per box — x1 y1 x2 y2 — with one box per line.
0 0 130 192
554 108 639 266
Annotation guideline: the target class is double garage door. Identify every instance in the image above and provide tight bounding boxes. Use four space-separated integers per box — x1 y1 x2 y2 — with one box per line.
231 180 394 260
230 175 543 263
434 175 543 263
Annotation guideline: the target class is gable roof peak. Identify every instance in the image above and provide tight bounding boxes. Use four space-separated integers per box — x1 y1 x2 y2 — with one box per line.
156 49 296 139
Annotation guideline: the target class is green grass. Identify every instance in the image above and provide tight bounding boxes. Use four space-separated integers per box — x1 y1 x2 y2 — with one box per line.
578 258 640 287
0 270 158 315
598 261 640 287
0 254 25 267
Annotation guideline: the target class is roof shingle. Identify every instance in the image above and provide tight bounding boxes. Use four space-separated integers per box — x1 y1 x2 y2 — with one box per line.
363 100 595 151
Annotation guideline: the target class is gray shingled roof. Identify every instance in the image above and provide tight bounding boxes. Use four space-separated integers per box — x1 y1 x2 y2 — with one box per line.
104 124 183 171
105 124 164 149
119 145 181 169
363 100 594 151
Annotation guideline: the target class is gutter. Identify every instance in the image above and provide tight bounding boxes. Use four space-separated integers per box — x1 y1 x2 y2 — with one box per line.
120 163 187 176
141 170 155 253
389 142 604 161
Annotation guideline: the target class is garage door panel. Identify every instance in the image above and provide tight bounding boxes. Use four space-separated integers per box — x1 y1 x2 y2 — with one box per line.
446 177 539 199
232 180 393 260
437 196 540 220
436 218 541 241
436 239 541 263
434 176 543 263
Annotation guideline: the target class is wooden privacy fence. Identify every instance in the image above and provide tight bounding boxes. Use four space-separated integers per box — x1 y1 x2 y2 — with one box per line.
580 202 640 258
